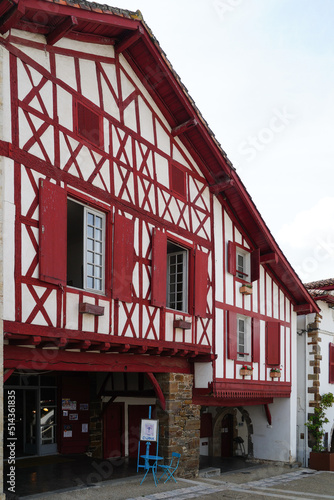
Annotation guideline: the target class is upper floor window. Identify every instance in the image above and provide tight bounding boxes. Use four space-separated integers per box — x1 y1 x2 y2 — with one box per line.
237 315 251 362
167 241 188 312
67 199 105 293
151 229 208 317
228 241 260 283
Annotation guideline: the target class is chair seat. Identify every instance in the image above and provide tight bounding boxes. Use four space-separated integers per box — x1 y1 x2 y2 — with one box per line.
158 452 181 483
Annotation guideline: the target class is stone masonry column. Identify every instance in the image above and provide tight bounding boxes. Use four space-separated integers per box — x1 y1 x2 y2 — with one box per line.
156 373 200 478
307 313 322 450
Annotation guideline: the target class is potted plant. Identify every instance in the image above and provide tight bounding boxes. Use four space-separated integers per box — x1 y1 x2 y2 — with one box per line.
269 367 281 378
240 364 253 377
240 284 252 295
306 392 334 471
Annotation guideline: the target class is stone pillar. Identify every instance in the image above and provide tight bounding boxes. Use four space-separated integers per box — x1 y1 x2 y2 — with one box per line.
156 373 200 478
89 399 103 458
307 313 322 450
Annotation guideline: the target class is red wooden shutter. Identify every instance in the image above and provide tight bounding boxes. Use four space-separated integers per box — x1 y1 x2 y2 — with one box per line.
39 179 67 286
251 248 260 282
112 214 134 302
252 317 261 363
227 310 237 360
266 321 280 365
151 228 167 307
329 343 334 384
194 249 208 317
227 241 236 275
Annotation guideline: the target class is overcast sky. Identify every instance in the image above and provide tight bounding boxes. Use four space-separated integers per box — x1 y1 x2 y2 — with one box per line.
106 0 334 283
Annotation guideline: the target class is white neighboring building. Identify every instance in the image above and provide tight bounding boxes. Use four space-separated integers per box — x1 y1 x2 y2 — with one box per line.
297 278 334 466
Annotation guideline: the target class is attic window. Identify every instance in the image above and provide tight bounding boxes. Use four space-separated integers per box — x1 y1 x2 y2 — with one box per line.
75 101 102 148
170 164 186 198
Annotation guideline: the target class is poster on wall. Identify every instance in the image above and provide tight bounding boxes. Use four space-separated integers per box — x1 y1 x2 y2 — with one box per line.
140 419 158 442
82 423 88 433
64 424 72 438
62 399 77 410
69 413 78 421
80 403 89 411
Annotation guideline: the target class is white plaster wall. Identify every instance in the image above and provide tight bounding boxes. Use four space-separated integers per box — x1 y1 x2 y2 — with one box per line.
194 362 213 388
250 399 293 462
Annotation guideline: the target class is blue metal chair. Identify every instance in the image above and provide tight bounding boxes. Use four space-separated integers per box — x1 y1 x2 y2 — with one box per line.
158 452 181 483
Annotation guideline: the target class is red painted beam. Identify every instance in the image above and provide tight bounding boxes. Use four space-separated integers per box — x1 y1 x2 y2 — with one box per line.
47 15 78 46
171 118 198 137
260 252 279 264
115 26 144 54
4 345 192 374
209 179 234 194
193 396 274 407
294 303 314 314
264 404 272 425
0 1 25 35
146 372 166 410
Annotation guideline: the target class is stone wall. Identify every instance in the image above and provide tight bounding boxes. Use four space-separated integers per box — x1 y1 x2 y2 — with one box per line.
156 373 200 478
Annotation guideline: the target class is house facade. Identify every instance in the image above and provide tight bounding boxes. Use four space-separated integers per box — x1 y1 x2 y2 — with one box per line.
0 0 318 496
296 279 334 467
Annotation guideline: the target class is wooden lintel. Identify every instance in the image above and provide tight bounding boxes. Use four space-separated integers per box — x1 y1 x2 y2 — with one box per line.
209 179 234 194
109 344 131 353
171 118 198 137
0 2 25 35
79 302 104 316
160 348 178 357
47 15 78 46
115 25 144 54
260 252 278 264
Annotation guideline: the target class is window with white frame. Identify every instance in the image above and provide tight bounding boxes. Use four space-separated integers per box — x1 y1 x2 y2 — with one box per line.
67 199 105 293
237 315 252 361
236 248 250 282
167 241 188 312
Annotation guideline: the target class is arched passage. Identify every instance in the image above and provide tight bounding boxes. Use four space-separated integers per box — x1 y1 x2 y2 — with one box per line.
211 406 253 458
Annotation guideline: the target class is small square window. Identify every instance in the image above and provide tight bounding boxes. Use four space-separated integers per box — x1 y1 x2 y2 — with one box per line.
75 101 102 148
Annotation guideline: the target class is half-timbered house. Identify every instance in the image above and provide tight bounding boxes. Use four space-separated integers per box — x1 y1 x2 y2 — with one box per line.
0 0 318 493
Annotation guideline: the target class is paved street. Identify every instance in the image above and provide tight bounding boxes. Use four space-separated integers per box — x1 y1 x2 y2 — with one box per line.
24 466 334 500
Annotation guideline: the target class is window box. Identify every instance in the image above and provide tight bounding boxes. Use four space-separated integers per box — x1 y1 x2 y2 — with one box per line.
240 365 253 377
240 284 252 295
270 369 281 378
173 320 191 330
79 302 104 316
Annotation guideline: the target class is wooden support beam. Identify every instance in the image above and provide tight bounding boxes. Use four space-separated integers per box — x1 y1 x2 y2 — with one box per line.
209 179 234 194
4 368 15 383
47 15 78 46
171 118 198 137
115 25 144 54
146 372 166 410
0 2 25 35
260 252 279 264
264 404 272 425
294 303 314 314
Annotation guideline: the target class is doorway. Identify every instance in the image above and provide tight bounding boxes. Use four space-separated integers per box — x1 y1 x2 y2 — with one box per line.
103 402 124 459
221 413 234 457
4 374 57 457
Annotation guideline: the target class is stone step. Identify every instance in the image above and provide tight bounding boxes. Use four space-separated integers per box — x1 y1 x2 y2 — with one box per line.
199 467 221 477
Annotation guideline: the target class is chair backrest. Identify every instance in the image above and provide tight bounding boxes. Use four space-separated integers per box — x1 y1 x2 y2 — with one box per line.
171 452 181 469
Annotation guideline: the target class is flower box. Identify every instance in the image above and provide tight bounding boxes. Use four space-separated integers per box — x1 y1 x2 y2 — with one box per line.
240 367 253 377
240 285 252 295
270 370 281 378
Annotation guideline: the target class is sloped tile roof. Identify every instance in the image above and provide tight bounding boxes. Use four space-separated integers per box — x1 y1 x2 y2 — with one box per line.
304 278 334 290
